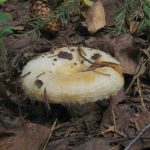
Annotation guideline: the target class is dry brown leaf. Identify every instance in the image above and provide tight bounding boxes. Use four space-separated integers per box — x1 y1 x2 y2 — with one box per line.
100 103 150 150
101 0 124 25
116 47 141 75
46 139 69 150
86 0 106 33
0 123 50 150
125 7 144 33
13 25 25 31
5 36 34 50
84 34 141 75
72 138 111 150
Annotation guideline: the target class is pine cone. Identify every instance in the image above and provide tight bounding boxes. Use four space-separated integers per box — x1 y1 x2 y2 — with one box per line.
30 0 52 18
30 0 60 34
44 20 60 32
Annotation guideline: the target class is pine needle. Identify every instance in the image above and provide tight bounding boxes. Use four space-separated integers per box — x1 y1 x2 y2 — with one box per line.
0 13 14 71
29 0 80 29
0 37 7 70
112 0 146 34
52 0 80 24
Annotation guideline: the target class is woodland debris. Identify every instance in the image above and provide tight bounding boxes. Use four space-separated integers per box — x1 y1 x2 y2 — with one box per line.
125 7 144 33
72 138 111 150
0 123 51 150
45 139 69 150
81 0 94 7
100 103 150 150
124 123 150 150
84 34 141 75
40 119 57 150
137 77 147 112
86 0 106 33
30 0 60 33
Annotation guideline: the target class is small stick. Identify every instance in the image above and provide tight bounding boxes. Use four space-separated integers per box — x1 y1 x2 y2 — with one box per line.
137 77 146 112
124 123 150 150
19 72 31 80
101 123 126 137
65 127 73 137
109 136 150 143
48 54 58 58
112 108 117 131
126 57 146 93
115 130 127 138
77 46 120 68
101 125 115 134
15 82 24 126
0 71 8 76
44 88 51 111
84 67 111 76
93 70 111 76
40 119 57 150
36 72 45 78
130 118 140 132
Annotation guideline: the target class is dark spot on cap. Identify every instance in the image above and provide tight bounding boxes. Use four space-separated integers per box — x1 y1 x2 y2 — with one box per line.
58 51 73 60
35 79 43 88
74 63 77 65
53 58 57 61
81 60 84 64
71 49 75 52
91 53 101 60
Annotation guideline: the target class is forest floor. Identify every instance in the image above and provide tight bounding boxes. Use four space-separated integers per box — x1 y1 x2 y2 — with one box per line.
0 0 150 150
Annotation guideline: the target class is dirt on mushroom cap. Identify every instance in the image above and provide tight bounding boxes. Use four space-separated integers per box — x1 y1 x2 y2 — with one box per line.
21 47 124 104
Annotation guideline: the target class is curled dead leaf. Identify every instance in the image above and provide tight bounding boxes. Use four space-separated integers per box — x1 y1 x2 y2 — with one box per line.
86 0 106 33
125 7 144 33
72 138 111 150
46 139 69 150
84 34 141 75
0 123 50 150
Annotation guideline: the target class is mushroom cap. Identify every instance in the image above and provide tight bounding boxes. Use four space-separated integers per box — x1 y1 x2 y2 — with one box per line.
21 47 124 104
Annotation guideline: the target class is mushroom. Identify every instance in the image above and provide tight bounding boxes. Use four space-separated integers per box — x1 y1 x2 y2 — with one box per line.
21 47 124 117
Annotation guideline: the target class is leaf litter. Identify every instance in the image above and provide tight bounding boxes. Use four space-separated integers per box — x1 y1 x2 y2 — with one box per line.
0 0 150 150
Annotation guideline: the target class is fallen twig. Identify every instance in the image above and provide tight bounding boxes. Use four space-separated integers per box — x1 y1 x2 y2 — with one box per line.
137 77 147 112
77 46 122 74
124 123 150 150
126 57 146 93
40 119 57 150
44 88 51 111
101 124 126 137
112 108 117 131
109 136 150 143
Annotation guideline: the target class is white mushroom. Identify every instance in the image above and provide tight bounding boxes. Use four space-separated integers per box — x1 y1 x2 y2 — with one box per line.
21 47 124 105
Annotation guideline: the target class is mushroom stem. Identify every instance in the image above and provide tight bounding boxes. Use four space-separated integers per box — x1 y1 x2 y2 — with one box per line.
64 102 100 118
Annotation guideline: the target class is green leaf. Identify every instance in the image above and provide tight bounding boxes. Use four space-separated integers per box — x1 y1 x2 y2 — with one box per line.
0 0 7 5
0 36 7 70
143 3 150 18
0 26 14 36
144 18 150 27
81 0 93 7
0 12 12 23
